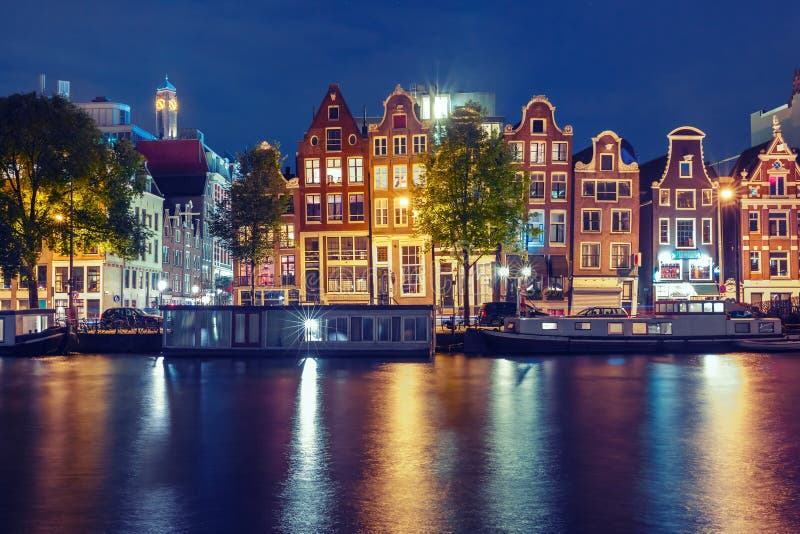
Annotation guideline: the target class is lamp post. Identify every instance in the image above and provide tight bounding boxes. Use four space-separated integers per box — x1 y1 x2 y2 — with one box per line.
720 187 741 302
157 278 167 310
498 265 531 316
191 284 199 304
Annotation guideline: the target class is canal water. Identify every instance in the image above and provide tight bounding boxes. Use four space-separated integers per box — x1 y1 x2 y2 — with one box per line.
1 353 799 533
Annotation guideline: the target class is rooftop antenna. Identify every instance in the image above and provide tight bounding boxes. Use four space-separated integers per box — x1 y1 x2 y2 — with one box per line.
362 105 368 137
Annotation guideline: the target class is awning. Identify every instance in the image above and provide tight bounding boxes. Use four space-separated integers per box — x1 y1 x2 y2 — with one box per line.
693 283 720 296
549 255 569 277
530 255 546 277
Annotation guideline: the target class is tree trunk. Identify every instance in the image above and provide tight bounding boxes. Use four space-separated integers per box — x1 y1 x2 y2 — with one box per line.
25 263 39 309
250 257 256 305
462 248 470 328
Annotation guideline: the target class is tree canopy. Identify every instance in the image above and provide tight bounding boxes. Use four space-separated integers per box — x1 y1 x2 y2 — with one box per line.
0 92 149 307
415 103 526 324
208 142 290 298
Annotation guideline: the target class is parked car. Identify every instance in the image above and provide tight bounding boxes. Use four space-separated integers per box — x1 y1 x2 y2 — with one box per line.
100 307 163 330
142 307 161 316
478 302 549 326
574 306 629 318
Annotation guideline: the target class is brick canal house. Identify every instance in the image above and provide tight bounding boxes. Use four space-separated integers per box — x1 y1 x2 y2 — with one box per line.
729 117 800 306
160 201 203 305
571 131 640 315
640 127 721 305
296 84 370 304
368 85 431 305
503 95 573 314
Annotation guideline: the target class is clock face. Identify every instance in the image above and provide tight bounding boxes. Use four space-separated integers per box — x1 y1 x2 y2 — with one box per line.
168 99 178 112
155 98 165 111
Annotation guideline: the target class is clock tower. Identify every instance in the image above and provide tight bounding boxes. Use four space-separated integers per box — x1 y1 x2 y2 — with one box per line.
155 75 178 139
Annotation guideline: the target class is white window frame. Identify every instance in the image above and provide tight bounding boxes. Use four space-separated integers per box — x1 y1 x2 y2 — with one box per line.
375 198 388 226
701 218 713 244
675 218 696 249
393 165 408 188
347 157 364 184
750 251 761 273
509 141 524 162
659 189 670 206
552 142 568 162
600 154 614 171
393 135 407 156
374 136 387 156
305 194 321 222
611 209 631 233
702 189 712 206
679 161 692 178
327 193 343 222
394 199 408 226
549 210 566 244
675 189 696 210
374 166 388 189
412 164 426 186
551 172 567 200
326 157 342 184
400 245 424 296
610 243 631 269
580 242 601 269
659 218 670 245
412 135 427 154
582 209 601 233
305 158 320 184
530 141 546 165
530 172 545 199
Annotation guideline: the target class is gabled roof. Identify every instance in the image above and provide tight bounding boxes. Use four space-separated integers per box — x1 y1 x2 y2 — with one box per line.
137 139 208 177
729 141 769 181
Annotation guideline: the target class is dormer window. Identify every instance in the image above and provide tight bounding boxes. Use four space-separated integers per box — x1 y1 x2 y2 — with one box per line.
328 106 339 120
531 119 545 134
600 154 614 171
679 161 692 178
392 114 407 129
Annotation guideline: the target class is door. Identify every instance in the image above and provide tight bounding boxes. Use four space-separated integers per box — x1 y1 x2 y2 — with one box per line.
305 270 320 302
377 267 390 305
440 274 454 306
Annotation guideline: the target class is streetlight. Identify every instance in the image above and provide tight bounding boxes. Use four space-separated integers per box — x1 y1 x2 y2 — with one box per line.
498 265 531 316
157 278 167 309
720 186 740 302
191 284 199 304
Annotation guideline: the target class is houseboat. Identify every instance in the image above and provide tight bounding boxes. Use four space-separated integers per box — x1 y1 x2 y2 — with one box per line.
0 309 75 356
477 300 784 354
162 304 434 358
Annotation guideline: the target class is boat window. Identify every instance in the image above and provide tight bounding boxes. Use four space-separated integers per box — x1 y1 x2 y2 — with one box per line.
679 303 688 313
327 317 348 341
391 317 402 342
542 322 558 330
416 317 428 341
649 322 673 335
378 317 391 341
632 323 647 335
363 317 374 341
351 317 363 341
734 323 751 333
403 317 416 341
575 322 591 331
759 322 775 334
713 302 724 313
608 322 624 335
688 302 702 313
703 302 714 313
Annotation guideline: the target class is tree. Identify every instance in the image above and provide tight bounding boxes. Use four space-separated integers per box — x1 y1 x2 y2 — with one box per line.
0 93 148 308
209 142 290 300
415 104 526 326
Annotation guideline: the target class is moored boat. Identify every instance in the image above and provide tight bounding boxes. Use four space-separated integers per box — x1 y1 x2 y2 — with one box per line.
475 300 783 354
0 309 76 356
734 337 800 352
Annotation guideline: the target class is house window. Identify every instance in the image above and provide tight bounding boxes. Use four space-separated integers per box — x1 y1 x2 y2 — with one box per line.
281 255 295 286
306 194 321 222
750 251 760 272
392 114 407 129
769 212 788 236
162 246 169 263
769 175 785 196
374 166 388 189
702 189 712 205
582 210 601 232
393 136 407 155
326 128 342 151
597 181 617 201
327 266 368 293
305 158 320 184
603 210 624 234
701 218 712 244
278 223 294 248
659 189 670 206
327 194 342 221
749 211 759 232
611 243 631 269
87 266 100 292
393 165 408 188
582 180 595 197
600 154 613 171
552 142 568 162
550 212 566 243
326 157 342 184
328 106 339 120
618 181 631 197
581 243 600 268
659 261 681 280
374 137 387 156
527 209 545 248
376 246 388 262
412 164 426 186
530 142 546 164
412 135 427 154
660 219 670 244
530 172 545 199
676 190 695 209
676 219 695 248
531 118 545 133
394 199 408 226
551 173 567 199
770 251 789 277
348 157 363 183
375 198 388 226
679 161 691 177
349 194 364 222
509 142 524 162
401 246 422 295
689 259 711 280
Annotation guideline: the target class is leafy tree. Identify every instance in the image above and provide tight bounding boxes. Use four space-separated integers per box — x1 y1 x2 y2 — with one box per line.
209 142 290 300
0 93 148 308
415 104 526 326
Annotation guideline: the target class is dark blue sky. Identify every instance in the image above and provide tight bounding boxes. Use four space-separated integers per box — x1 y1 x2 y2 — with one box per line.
2 1 798 167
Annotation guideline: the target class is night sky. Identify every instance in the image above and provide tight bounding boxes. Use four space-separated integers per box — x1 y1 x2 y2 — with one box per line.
2 1 798 167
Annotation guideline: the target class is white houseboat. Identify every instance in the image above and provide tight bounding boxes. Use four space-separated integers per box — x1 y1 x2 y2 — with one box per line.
0 309 75 356
478 300 783 354
162 305 434 358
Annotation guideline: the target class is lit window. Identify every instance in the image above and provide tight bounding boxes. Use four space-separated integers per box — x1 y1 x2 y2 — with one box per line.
509 142 524 162
348 157 363 183
659 189 670 206
659 261 681 280
661 218 671 244
374 166 388 189
551 173 567 199
611 243 630 268
393 165 408 188
702 189 712 205
530 172 545 199
676 219 695 248
769 175 785 196
375 198 388 226
676 190 695 209
401 246 422 295
305 159 320 184
326 157 342 184
530 142 546 164
412 164 426 186
394 199 408 226
552 142 568 162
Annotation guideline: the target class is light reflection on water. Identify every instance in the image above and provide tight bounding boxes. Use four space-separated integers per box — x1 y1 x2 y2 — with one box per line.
0 353 799 532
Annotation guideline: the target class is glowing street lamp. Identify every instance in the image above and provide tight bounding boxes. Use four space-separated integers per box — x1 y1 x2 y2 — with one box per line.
157 278 167 309
498 265 531 316
191 284 199 304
